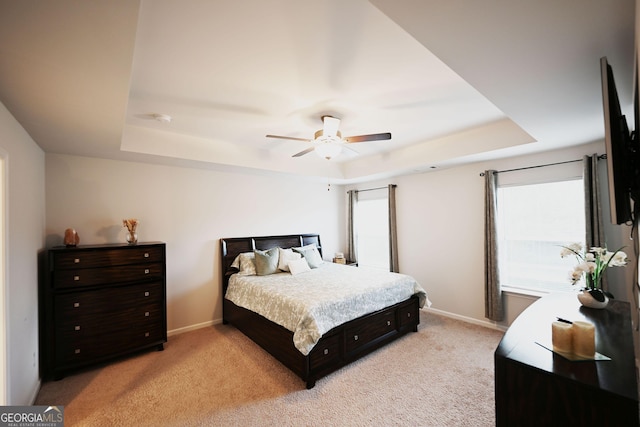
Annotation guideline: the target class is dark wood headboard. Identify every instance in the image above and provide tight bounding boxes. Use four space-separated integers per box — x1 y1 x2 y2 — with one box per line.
220 233 322 291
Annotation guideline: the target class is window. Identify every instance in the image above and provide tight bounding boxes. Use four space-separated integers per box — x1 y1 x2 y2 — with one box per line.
356 192 389 271
498 178 585 293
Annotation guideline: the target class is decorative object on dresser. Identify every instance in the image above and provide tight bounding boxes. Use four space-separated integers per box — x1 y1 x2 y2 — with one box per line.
221 233 428 389
123 218 139 245
495 292 638 426
559 243 628 309
63 228 80 247
40 242 167 380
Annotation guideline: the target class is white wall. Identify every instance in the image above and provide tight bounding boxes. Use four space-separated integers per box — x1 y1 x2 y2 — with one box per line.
44 140 638 361
349 141 636 330
45 154 344 333
0 102 45 404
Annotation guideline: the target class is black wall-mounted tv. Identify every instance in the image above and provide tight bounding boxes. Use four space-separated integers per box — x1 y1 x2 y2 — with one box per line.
600 56 638 225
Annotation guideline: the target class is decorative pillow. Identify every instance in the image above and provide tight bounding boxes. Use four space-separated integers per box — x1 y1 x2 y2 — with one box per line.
288 258 311 275
277 247 302 272
254 247 279 276
231 252 256 276
293 244 324 268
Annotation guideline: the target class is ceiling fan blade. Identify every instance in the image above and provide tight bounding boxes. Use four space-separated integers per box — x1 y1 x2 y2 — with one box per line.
343 132 391 143
266 134 311 142
322 116 341 137
292 147 316 157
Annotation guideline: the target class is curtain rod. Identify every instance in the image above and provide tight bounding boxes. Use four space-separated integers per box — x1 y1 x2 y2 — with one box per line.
348 184 397 193
478 154 606 177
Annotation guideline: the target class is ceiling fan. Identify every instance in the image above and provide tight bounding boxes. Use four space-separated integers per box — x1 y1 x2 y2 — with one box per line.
266 115 391 159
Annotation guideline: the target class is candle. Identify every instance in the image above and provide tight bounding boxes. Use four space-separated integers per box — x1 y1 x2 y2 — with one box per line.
551 321 573 353
572 321 595 358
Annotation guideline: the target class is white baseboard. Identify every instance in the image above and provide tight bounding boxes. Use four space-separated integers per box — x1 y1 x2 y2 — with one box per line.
167 320 218 337
425 307 508 332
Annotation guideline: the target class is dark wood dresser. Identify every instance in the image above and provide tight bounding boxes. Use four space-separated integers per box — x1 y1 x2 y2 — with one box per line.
41 242 167 380
495 292 638 426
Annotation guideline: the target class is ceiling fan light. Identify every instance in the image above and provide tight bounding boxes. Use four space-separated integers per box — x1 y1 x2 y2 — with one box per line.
314 142 343 160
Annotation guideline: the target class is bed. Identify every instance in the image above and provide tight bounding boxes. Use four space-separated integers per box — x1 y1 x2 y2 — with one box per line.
220 233 428 389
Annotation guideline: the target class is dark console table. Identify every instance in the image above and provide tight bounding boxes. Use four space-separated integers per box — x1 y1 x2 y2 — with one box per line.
495 292 638 426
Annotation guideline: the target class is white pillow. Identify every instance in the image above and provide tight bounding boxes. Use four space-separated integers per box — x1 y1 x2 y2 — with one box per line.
230 252 256 276
278 247 302 272
288 258 311 275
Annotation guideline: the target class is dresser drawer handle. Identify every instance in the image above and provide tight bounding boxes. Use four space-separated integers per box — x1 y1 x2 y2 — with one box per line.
73 302 80 308
74 349 81 354
144 291 150 297
324 348 329 355
145 332 150 337
74 325 80 331
353 335 359 341
74 258 80 264
145 311 150 317
144 253 150 258
387 320 391 326
74 275 80 281
407 312 411 318
144 269 150 274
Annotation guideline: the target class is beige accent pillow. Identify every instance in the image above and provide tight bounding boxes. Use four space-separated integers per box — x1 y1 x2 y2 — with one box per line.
231 252 256 276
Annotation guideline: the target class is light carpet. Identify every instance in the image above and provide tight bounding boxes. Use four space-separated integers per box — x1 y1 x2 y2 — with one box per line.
35 311 504 426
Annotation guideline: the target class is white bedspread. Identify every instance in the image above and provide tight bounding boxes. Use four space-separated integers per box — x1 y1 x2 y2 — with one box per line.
225 262 430 355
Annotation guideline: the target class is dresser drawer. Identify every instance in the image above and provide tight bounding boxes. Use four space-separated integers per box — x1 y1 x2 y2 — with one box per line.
51 245 164 270
54 281 163 319
345 308 397 353
309 333 342 371
55 299 164 333
52 262 163 288
55 322 165 365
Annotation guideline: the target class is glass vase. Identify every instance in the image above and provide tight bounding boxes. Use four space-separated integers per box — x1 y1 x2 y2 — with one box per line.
126 231 138 245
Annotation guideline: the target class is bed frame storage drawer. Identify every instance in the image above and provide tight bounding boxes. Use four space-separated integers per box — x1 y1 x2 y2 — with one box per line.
398 299 419 329
346 308 397 354
309 333 342 371
41 242 167 380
